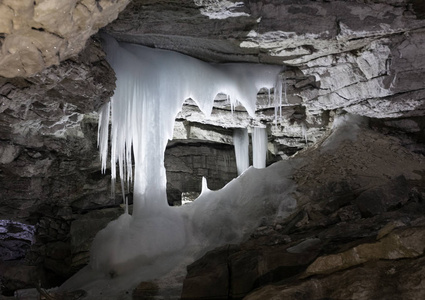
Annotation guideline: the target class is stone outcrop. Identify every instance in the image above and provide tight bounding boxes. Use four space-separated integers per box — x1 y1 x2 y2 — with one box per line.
245 256 425 300
0 0 130 77
0 38 119 293
180 121 425 299
0 38 115 221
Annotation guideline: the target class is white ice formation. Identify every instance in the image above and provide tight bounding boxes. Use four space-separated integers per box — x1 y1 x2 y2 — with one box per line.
252 127 268 168
233 128 250 175
99 34 283 214
61 35 297 299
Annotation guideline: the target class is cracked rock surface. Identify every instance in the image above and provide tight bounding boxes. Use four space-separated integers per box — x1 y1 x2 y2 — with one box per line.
106 0 425 119
0 0 130 78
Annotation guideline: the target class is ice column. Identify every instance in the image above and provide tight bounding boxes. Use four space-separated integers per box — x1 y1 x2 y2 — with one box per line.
233 128 249 175
252 127 268 168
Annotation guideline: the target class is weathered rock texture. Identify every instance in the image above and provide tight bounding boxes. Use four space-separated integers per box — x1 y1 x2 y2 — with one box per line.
106 0 425 120
181 119 425 300
0 38 115 221
0 38 120 294
0 0 130 77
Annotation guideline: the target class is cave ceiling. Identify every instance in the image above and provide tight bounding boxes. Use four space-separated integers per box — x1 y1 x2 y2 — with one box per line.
103 0 425 119
0 0 425 119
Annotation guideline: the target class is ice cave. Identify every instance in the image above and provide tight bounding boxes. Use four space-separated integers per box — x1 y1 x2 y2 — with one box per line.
1 1 425 299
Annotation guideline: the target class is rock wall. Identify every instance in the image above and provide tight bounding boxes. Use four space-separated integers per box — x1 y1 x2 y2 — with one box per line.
166 142 237 205
105 0 425 121
0 38 119 293
0 38 115 221
0 0 130 77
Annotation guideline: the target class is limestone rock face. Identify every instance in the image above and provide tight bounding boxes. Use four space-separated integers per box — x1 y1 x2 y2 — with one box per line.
0 39 119 293
165 142 238 205
105 0 425 119
0 0 130 77
0 38 115 221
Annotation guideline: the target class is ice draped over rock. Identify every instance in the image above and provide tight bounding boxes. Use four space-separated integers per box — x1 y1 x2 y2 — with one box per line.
2 0 425 296
99 34 283 215
63 36 298 296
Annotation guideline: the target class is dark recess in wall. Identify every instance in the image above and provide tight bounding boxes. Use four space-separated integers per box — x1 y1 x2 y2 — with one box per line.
411 0 425 19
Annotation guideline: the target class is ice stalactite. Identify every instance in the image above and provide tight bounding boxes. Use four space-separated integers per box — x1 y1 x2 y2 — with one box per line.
99 34 283 214
233 128 250 175
302 123 309 145
274 76 283 124
97 102 110 175
252 127 268 168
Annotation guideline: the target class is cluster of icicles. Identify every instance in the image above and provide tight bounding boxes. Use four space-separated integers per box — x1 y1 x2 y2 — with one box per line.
98 34 284 214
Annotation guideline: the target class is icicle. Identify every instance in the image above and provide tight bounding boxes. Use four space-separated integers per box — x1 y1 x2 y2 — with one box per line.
228 94 234 114
279 86 282 122
98 102 110 174
267 88 271 106
252 127 268 169
201 176 210 195
273 77 283 126
302 123 309 145
233 128 249 175
120 175 126 204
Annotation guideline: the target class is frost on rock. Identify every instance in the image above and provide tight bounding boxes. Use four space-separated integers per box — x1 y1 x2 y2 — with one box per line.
321 113 367 152
0 220 35 261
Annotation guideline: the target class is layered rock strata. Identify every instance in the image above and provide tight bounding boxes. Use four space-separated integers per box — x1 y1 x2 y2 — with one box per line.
106 0 425 121
0 39 118 294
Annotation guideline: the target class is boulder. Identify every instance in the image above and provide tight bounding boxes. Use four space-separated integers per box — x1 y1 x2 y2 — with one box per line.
0 0 130 77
